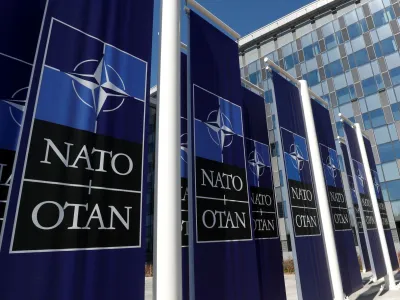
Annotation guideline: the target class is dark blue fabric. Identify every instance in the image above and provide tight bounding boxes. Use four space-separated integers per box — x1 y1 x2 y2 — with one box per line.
311 101 362 295
242 88 286 300
343 122 386 280
188 11 263 299
0 1 154 300
340 143 372 272
363 137 399 271
272 72 333 300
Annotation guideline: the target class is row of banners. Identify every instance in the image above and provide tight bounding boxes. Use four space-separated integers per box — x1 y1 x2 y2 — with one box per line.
0 1 398 299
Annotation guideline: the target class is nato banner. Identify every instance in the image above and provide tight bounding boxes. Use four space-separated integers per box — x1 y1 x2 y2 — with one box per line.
363 137 398 270
0 1 153 299
0 1 46 232
343 122 386 280
242 87 286 300
340 141 371 272
272 72 332 299
180 52 190 300
311 101 362 295
189 11 263 299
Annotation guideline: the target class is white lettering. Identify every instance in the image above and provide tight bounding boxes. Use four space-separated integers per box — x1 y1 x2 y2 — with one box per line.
32 201 64 230
40 138 73 167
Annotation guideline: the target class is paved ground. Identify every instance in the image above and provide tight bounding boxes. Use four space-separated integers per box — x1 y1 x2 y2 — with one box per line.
145 271 400 299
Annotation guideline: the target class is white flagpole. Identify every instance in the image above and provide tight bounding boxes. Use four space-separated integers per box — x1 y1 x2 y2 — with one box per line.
153 0 182 298
299 80 346 300
354 123 398 290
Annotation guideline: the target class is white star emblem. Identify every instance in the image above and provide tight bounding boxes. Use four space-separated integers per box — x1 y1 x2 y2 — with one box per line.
1 87 28 127
373 176 380 192
357 169 365 187
289 144 305 171
66 58 129 118
248 149 266 178
181 133 188 163
326 156 338 178
205 108 235 149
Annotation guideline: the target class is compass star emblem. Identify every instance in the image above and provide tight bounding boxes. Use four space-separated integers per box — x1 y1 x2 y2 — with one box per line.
181 133 188 163
373 176 381 192
205 108 235 149
1 87 28 127
289 144 305 171
357 169 365 187
248 149 266 178
66 58 130 118
326 156 338 178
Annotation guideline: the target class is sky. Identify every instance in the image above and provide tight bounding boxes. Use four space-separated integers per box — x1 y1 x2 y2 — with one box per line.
150 0 314 86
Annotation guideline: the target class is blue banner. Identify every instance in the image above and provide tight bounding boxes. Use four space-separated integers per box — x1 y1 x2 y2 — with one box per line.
343 122 386 280
272 73 332 299
363 137 399 271
311 102 362 295
242 87 286 299
0 0 46 234
189 11 273 299
340 141 371 272
0 1 153 299
180 52 190 300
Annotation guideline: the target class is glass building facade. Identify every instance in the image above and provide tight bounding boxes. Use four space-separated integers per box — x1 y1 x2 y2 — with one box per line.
240 0 400 241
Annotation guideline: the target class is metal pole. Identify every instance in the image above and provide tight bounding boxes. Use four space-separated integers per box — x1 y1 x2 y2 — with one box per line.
153 0 182 298
299 80 346 300
187 0 240 40
354 123 398 290
264 58 328 108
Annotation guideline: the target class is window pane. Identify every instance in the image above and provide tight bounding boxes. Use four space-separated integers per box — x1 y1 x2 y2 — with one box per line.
326 60 343 77
363 113 372 129
381 37 396 55
301 33 313 47
336 31 344 44
366 94 381 111
390 67 400 86
303 44 315 60
389 124 399 140
348 22 362 40
370 108 386 127
373 9 389 28
385 52 400 70
377 24 392 40
369 0 385 14
336 121 344 136
306 57 318 71
382 161 400 181
345 10 358 26
362 77 378 96
392 103 400 121
325 34 337 50
354 49 370 66
284 55 295 70
360 19 369 33
359 98 368 113
393 140 400 158
322 22 335 37
378 143 395 162
374 43 383 58
358 64 374 80
374 126 391 144
387 180 400 200
375 74 384 90
339 102 353 116
348 53 357 69
337 87 351 105
351 36 366 52
306 70 320 86
282 43 293 56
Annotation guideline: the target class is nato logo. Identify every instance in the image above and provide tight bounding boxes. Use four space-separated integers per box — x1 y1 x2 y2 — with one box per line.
353 160 366 194
181 117 188 178
246 139 271 187
281 128 311 183
193 85 244 168
0 53 32 151
371 169 382 198
320 144 340 187
34 19 147 143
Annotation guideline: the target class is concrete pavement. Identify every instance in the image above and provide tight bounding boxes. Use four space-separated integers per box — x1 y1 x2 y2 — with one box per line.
145 271 400 299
